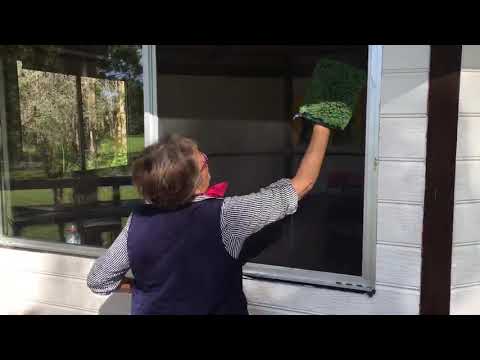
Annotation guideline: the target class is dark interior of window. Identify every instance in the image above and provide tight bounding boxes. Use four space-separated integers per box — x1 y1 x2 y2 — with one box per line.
156 45 368 276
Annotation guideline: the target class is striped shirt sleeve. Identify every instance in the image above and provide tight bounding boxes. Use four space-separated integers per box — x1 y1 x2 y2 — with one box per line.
86 178 299 294
220 178 299 259
87 215 132 295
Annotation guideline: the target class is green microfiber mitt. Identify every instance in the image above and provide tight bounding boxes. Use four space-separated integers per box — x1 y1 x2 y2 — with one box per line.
294 58 367 131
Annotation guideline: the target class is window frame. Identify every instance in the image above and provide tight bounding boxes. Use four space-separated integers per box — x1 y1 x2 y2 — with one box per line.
0 45 158 259
242 45 383 293
0 45 382 293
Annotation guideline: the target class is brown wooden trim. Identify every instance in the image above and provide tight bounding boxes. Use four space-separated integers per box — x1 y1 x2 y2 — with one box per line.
420 45 462 315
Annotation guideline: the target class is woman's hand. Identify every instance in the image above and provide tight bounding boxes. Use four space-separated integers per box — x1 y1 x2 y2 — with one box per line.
116 277 133 294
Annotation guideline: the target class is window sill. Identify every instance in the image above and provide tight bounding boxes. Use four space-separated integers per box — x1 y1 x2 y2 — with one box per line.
243 263 376 296
0 236 106 259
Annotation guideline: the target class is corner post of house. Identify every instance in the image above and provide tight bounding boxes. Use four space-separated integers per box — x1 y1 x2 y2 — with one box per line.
420 45 462 315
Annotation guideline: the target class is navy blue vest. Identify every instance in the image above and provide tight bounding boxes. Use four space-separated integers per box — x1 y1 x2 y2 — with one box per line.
127 199 248 315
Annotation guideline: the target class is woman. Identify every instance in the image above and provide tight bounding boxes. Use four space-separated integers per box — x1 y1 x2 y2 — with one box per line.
86 123 330 315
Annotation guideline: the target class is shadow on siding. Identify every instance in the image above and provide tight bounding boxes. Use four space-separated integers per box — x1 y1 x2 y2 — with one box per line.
98 293 131 315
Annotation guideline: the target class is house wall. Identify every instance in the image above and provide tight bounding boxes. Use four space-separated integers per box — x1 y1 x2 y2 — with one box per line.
0 45 431 315
450 45 480 314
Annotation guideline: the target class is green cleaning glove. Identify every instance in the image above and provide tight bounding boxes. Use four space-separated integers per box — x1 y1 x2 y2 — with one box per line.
294 58 367 131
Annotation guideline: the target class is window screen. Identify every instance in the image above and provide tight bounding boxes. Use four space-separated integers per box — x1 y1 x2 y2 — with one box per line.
156 45 368 276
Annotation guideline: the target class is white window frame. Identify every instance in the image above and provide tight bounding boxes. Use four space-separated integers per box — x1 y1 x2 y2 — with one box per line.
242 45 383 293
0 45 382 293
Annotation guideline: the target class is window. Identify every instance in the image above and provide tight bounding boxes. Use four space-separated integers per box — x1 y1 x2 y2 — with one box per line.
0 45 145 252
0 45 381 292
155 45 381 291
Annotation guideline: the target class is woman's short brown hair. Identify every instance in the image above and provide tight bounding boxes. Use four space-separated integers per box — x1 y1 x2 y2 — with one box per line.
132 134 200 209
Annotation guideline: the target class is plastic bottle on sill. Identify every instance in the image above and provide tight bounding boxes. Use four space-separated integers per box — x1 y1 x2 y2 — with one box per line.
65 224 81 245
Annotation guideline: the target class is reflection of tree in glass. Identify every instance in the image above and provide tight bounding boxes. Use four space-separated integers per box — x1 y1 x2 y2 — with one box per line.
1 45 60 168
18 67 130 177
98 45 143 83
81 76 128 170
98 46 144 137
8 45 145 179
17 65 78 178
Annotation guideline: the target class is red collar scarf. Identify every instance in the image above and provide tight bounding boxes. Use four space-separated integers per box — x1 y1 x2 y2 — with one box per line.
202 181 228 198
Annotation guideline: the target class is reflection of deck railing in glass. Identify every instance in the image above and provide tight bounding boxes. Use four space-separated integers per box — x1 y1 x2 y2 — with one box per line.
9 176 138 247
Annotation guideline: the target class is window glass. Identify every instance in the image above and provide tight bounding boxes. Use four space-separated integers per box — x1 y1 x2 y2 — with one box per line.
0 45 144 247
156 46 368 275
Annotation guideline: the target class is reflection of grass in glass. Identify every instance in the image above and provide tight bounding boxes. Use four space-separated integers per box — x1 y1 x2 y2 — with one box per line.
128 135 144 153
11 168 48 180
10 135 142 209
87 138 127 170
11 188 74 207
86 136 144 171
12 187 139 243
121 186 139 200
21 224 60 242
98 186 113 202
91 185 139 202
11 189 53 206
13 135 143 180
101 231 118 248
96 185 140 202
11 186 138 208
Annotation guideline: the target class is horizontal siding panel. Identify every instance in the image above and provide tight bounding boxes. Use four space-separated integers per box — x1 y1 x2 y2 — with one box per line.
378 161 426 203
243 279 419 315
0 270 106 312
452 50 480 315
0 268 421 315
0 247 96 279
248 303 311 315
461 45 480 70
453 203 480 244
451 284 480 315
457 116 480 158
0 258 130 314
454 161 480 202
2 300 96 315
451 244 480 287
376 244 421 289
377 203 423 246
383 45 430 71
459 71 480 114
380 72 429 115
379 117 426 159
